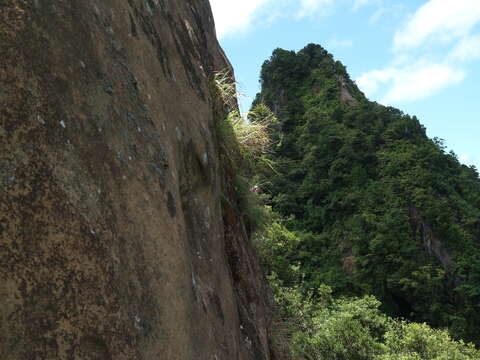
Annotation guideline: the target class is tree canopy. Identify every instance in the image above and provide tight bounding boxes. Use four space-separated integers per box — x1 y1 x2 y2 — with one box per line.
254 44 480 344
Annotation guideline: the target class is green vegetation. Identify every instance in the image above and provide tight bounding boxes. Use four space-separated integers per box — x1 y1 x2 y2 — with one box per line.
212 70 277 229
257 214 480 359
250 44 480 347
214 47 480 358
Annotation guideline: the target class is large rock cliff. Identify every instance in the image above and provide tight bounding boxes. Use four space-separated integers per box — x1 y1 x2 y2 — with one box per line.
0 1 273 359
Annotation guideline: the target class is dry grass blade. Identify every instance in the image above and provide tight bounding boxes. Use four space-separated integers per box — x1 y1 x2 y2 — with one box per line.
214 69 276 166
213 70 238 111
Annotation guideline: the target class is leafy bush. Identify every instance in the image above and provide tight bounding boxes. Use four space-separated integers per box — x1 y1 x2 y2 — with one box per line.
379 322 480 360
257 213 480 360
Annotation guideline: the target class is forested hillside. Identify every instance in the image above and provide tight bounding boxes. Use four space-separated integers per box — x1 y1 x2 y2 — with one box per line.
252 44 480 345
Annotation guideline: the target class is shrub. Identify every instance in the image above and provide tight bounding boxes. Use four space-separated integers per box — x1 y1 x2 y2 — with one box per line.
213 70 277 229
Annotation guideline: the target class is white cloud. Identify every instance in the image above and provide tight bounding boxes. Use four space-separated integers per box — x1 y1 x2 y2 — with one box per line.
209 0 270 38
297 0 334 18
450 34 480 62
210 0 353 38
353 0 370 8
357 62 465 104
382 63 464 104
394 0 480 51
460 153 471 164
458 154 480 169
357 0 480 104
368 3 405 24
356 68 396 95
353 0 381 11
458 153 480 170
210 0 384 38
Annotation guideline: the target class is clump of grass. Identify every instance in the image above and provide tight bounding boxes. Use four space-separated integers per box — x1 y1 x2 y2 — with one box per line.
213 69 278 229
213 69 238 111
213 70 276 170
229 110 274 168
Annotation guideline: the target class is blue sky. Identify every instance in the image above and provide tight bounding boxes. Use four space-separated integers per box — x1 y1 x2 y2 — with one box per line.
210 0 480 169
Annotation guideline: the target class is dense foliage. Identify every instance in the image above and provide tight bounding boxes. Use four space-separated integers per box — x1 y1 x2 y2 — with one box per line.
253 44 480 343
256 215 480 359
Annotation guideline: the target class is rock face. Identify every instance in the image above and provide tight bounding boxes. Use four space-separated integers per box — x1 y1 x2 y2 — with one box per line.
0 1 273 359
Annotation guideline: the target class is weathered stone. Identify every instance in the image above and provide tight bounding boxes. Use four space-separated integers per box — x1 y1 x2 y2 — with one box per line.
0 1 273 359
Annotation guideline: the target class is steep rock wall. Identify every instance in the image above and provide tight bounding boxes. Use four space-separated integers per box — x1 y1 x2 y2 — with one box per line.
0 1 273 359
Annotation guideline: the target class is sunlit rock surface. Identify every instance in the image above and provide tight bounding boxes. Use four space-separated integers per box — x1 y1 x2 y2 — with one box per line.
0 1 273 359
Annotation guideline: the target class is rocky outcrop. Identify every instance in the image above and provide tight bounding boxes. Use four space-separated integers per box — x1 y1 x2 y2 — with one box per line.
409 206 459 284
0 1 273 359
337 75 357 106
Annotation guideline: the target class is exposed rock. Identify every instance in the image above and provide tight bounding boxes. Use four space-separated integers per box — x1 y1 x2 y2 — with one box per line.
0 1 273 359
409 206 459 284
337 75 357 106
